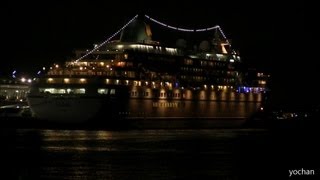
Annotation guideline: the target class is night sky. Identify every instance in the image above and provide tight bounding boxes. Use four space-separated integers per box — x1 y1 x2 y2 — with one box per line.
1 1 310 107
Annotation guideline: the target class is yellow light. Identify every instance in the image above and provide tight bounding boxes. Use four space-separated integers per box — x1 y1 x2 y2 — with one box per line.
80 78 86 83
64 78 70 83
259 80 266 85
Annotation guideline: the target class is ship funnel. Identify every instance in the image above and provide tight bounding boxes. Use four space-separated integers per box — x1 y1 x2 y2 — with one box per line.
120 18 152 43
212 28 231 54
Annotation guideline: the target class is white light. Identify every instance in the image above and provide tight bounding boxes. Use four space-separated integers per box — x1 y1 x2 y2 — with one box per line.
75 15 138 62
177 28 194 32
27 79 32 83
206 25 219 31
145 15 220 33
196 28 207 32
21 78 26 82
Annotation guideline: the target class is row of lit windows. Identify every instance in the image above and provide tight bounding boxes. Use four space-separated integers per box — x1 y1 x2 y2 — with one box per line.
131 91 149 97
97 88 116 95
180 68 236 76
180 76 205 81
45 77 240 89
200 61 226 67
130 91 182 98
180 76 236 83
39 88 86 94
38 88 117 95
181 67 203 72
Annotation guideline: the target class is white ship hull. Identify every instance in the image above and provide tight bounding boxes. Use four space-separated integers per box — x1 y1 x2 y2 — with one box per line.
27 95 103 123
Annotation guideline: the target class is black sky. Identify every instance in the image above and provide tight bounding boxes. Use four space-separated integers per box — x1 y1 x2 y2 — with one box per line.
1 1 309 106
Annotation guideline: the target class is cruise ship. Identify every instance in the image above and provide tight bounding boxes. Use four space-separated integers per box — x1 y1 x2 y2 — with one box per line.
27 15 269 125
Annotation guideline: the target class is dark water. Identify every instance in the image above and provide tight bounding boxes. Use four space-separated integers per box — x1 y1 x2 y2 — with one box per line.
1 127 319 179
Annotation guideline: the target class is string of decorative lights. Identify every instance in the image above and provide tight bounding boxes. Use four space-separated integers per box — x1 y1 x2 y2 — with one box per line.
144 15 227 39
75 14 229 62
75 15 138 62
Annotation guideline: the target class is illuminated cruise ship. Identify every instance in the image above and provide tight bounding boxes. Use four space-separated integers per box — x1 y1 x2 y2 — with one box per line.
27 15 269 124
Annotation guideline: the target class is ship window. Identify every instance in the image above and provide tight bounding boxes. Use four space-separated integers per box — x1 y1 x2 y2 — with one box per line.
67 89 72 94
133 81 138 86
98 88 108 94
184 59 193 65
110 89 116 95
75 88 85 94
50 88 65 94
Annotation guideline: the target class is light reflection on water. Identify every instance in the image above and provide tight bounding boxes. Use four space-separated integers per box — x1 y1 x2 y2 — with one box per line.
3 128 276 179
37 129 266 153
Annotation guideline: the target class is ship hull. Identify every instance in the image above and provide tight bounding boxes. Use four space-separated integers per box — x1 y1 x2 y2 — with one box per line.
27 95 104 123
27 93 263 127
